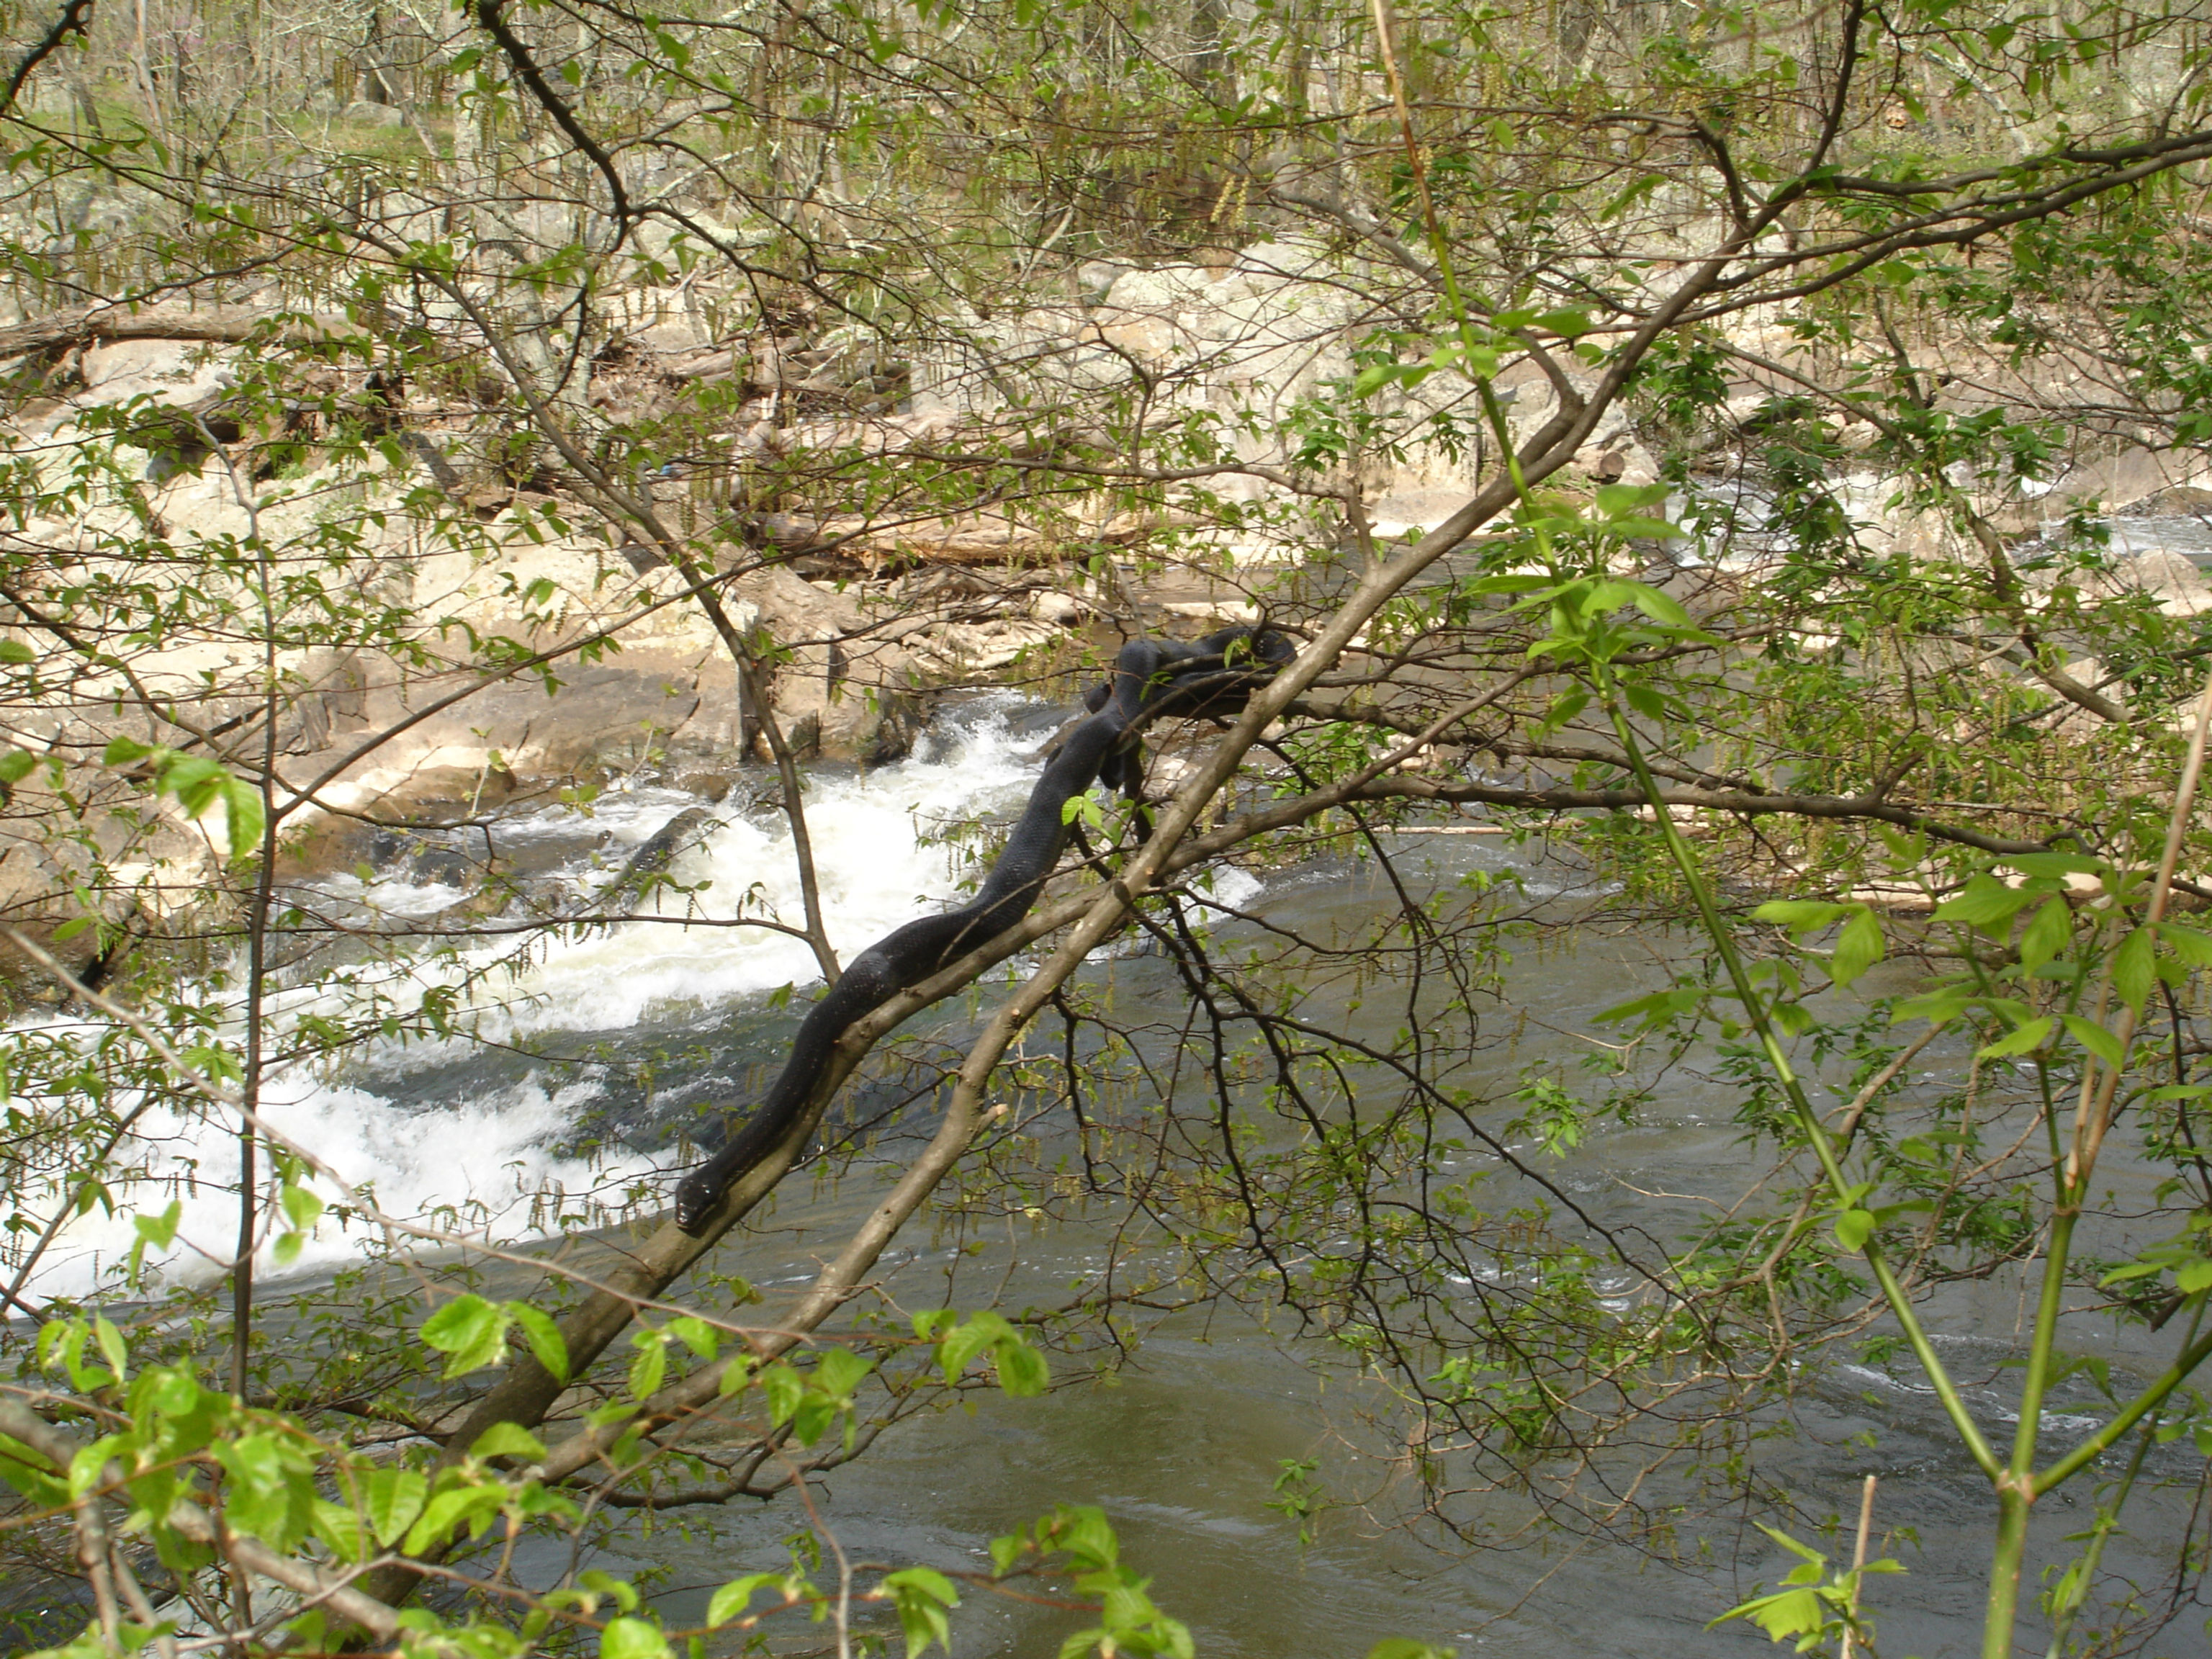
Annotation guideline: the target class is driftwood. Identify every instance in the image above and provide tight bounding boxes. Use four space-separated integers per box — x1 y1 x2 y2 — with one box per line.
0 304 363 361
753 507 1197 567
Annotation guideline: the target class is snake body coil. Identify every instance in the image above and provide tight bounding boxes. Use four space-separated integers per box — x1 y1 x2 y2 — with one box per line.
672 624 1292 1234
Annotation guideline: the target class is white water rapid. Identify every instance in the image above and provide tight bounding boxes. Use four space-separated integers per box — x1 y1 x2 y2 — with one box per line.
23 698 1188 1300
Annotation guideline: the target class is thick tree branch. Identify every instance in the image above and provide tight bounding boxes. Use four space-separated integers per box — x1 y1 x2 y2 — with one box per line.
0 0 95 119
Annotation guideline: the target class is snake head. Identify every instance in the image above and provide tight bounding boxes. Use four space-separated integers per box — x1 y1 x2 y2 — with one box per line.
1224 626 1297 670
673 1167 723 1235
1185 624 1296 680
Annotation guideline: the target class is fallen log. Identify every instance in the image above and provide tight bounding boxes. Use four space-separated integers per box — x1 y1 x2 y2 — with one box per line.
752 507 1199 567
0 302 364 360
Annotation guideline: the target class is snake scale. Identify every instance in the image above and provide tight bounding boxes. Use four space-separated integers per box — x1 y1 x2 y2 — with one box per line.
672 624 1295 1233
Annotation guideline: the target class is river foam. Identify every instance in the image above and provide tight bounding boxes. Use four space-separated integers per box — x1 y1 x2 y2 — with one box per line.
18 701 1069 1300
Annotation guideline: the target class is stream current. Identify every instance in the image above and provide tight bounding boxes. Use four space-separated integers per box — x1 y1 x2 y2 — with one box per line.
24 541 2212 1653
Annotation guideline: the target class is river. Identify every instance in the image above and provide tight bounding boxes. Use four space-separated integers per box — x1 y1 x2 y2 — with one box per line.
17 624 2212 1656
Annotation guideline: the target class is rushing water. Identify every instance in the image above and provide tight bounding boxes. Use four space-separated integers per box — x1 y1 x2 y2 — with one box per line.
33 698 1066 1298
23 653 2212 1653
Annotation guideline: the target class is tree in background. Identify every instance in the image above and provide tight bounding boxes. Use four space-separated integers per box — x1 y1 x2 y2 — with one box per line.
5 0 2212 1653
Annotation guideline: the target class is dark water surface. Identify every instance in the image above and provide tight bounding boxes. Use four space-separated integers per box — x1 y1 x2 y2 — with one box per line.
592 834 2210 1659
21 694 2211 1658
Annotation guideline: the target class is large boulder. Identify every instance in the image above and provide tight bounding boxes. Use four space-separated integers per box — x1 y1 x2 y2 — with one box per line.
77 338 236 413
2041 447 2212 518
729 563 919 763
2085 548 2212 616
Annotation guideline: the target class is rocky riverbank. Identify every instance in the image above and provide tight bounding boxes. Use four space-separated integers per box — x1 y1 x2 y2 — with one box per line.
6 240 2211 970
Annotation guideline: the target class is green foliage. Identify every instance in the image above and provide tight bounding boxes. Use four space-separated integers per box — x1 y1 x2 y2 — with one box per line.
992 1506 1195 1659
8 0 2212 1654
1711 1527 1902 1653
917 1307 1053 1397
97 737 265 862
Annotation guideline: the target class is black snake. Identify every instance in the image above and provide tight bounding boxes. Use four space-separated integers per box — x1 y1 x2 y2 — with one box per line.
672 624 1295 1233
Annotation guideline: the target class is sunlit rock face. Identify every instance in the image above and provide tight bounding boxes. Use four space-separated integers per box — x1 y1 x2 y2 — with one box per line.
12 232 2210 930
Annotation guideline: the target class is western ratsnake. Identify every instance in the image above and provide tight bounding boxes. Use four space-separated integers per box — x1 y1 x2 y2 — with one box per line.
672 624 1295 1233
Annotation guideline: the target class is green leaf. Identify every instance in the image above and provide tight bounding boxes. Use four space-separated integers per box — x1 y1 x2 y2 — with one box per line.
0 1435 66 1505
1592 483 1668 518
91 1317 127 1378
279 1183 323 1233
1531 685 1589 737
1608 516 1688 539
419 1294 510 1377
0 747 35 784
2103 1259 2172 1289
1617 580 1689 624
814 1346 873 1399
665 1314 718 1359
2113 926 2156 1015
1352 362 1408 398
938 1311 1014 1386
706 1573 784 1628
400 1484 504 1555
1467 572 1555 596
0 639 33 664
1977 1017 2052 1059
882 1567 960 1659
760 1364 804 1427
1718 1585 1826 1642
311 1498 371 1565
2159 921 2212 970
1933 873 2039 935
628 1331 667 1402
102 737 153 768
995 1337 1050 1398
1593 985 1707 1028
1368 1643 1457 1659
219 776 266 859
127 1212 179 1274
159 755 224 814
1892 986 1979 1026
2018 899 2072 974
1420 338 1498 379
1830 907 1885 986
1046 1503 1122 1572
2062 1015 2126 1071
580 1569 642 1612
143 1367 199 1418
599 1617 672 1659
505 1302 569 1382
1834 1208 1876 1253
1753 900 1851 933
364 1466 426 1547
469 1423 546 1463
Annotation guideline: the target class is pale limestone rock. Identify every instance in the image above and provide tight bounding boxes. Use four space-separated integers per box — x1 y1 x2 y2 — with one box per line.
1030 590 1086 626
2073 549 2212 618
2119 549 2212 616
2045 449 2212 518
78 338 235 410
